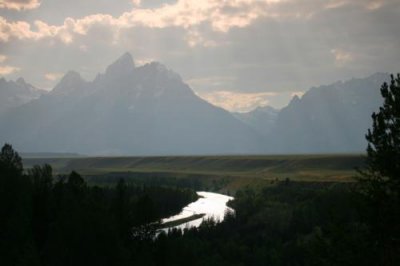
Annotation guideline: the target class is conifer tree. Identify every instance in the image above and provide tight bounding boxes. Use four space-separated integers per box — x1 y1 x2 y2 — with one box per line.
359 73 400 264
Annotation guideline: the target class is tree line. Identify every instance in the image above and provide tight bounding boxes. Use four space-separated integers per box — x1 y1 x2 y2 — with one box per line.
0 146 197 266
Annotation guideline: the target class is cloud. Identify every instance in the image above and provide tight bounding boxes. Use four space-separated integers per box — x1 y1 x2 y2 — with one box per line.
0 0 393 48
187 76 236 90
44 72 63 81
196 90 277 112
325 0 386 10
135 57 156 66
131 0 141 7
185 29 219 47
0 17 34 42
291 91 305 98
196 89 315 111
0 65 20 75
331 48 354 66
0 0 338 45
0 0 41 10
0 0 394 44
0 54 6 63
366 0 385 10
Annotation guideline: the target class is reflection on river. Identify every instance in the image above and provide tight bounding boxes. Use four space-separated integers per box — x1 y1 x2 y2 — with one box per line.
160 191 234 232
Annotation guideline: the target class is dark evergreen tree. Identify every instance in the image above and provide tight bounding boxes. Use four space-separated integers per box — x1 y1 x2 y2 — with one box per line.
359 73 400 265
29 164 53 251
0 144 32 266
365 73 400 183
0 143 23 175
112 178 132 243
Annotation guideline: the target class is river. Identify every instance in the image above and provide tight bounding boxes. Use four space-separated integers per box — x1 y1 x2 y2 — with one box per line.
160 191 234 232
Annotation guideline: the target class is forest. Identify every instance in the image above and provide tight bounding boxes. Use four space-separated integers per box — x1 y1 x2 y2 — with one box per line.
0 148 398 266
0 146 197 266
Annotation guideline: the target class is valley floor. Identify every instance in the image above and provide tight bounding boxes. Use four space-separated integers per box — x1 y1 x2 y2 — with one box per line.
23 154 365 192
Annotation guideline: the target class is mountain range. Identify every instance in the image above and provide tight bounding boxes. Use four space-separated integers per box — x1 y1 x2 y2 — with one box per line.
235 72 388 153
0 53 262 155
0 53 389 155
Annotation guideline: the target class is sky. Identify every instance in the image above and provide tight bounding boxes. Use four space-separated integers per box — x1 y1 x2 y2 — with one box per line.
0 0 399 112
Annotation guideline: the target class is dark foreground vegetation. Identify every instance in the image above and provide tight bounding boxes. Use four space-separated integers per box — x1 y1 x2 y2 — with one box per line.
1 147 398 266
1 74 399 265
0 144 197 266
151 183 376 266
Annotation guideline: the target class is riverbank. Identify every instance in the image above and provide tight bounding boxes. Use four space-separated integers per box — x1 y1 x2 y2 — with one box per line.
159 213 206 229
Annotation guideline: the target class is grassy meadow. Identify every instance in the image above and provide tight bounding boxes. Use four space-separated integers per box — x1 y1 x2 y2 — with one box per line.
23 154 366 192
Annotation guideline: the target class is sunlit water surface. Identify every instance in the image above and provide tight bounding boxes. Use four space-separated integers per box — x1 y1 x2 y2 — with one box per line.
161 191 234 232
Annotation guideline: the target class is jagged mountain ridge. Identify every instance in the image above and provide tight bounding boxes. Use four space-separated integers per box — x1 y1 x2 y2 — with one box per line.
0 52 390 154
233 73 389 153
0 53 263 155
267 72 389 153
0 77 45 114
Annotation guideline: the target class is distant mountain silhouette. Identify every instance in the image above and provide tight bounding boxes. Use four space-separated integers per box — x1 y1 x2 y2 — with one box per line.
233 106 279 137
0 53 262 155
0 53 390 154
266 73 389 153
0 77 44 114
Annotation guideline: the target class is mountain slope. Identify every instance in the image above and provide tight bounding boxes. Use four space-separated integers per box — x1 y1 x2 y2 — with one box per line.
0 77 44 114
233 106 279 136
0 53 263 155
268 73 388 153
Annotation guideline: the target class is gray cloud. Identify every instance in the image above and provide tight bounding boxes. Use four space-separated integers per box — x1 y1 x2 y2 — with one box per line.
0 0 40 11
